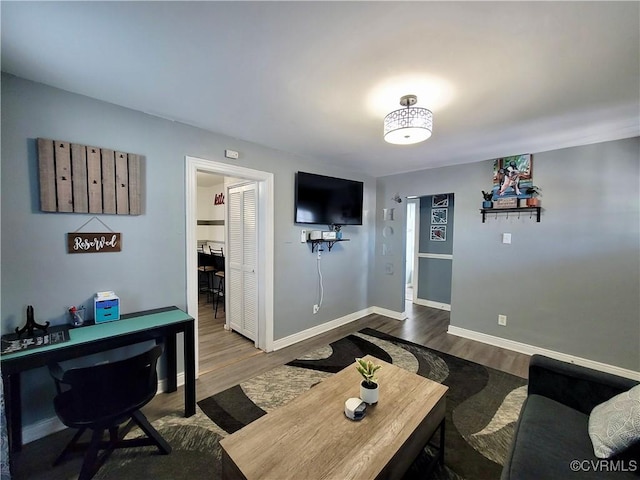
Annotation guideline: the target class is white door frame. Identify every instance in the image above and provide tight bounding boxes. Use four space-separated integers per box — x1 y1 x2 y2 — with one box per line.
185 156 274 376
407 199 419 304
412 194 453 312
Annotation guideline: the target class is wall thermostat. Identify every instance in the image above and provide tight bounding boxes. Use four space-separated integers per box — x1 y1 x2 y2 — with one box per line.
225 149 239 159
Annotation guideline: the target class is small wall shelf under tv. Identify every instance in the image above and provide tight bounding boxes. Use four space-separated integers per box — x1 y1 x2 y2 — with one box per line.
307 239 349 252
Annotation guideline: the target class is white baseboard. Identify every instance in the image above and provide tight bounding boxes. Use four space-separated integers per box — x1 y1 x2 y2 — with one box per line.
22 416 66 445
412 298 451 311
158 372 185 393
370 306 407 321
22 375 186 445
447 325 640 380
271 306 406 351
272 308 372 350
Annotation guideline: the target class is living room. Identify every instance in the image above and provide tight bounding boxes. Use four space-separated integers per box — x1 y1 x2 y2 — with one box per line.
1 2 638 479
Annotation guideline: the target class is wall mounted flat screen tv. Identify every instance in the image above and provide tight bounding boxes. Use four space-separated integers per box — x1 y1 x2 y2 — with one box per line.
295 172 363 225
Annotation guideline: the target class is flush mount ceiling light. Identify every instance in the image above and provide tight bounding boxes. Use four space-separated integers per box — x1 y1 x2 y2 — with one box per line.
383 94 433 145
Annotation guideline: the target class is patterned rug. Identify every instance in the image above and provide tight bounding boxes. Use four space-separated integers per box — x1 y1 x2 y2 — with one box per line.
97 328 527 480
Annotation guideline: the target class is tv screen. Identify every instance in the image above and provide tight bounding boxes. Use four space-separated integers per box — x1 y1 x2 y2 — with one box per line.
295 172 363 225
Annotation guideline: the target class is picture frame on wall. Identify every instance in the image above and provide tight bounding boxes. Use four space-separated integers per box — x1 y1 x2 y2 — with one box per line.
432 194 448 208
430 225 446 241
431 208 447 224
492 154 533 199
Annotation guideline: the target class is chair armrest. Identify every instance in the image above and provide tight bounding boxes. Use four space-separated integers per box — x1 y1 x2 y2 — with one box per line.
528 355 638 415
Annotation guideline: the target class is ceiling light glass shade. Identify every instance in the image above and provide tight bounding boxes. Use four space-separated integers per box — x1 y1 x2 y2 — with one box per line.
383 95 433 145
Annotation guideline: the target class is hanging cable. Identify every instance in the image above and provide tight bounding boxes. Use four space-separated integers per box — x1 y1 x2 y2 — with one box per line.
317 250 324 308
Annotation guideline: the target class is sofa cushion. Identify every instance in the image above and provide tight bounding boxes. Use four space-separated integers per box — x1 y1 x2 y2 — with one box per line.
502 394 638 479
589 384 640 458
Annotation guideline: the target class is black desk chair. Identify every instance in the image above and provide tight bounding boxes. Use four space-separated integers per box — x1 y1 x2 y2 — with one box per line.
198 250 216 302
48 345 171 480
211 249 225 318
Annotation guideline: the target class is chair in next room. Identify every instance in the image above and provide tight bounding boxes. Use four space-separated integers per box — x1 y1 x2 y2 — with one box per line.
211 248 225 318
198 249 216 302
48 345 171 480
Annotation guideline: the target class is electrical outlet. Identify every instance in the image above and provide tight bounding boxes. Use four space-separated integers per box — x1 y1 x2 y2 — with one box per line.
300 229 307 243
498 314 507 326
313 304 319 314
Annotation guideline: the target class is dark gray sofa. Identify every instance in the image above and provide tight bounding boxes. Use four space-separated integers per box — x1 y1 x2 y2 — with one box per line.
502 355 639 479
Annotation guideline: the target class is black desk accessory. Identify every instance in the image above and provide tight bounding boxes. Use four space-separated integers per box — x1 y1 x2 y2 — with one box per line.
15 305 50 337
1 326 69 355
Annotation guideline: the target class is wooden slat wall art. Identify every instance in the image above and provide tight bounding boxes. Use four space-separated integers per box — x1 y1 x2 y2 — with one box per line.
54 141 73 212
127 154 141 214
101 148 116 214
71 143 89 213
87 146 103 213
38 138 142 215
37 139 57 211
115 152 129 214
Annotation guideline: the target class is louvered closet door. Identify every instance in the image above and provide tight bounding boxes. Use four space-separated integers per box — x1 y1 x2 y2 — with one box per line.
228 183 258 341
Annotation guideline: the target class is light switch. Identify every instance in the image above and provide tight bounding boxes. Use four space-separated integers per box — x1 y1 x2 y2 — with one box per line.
502 233 512 244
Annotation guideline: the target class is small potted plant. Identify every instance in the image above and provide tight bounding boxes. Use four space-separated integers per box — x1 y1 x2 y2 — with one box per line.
481 191 493 209
525 186 542 207
356 357 381 405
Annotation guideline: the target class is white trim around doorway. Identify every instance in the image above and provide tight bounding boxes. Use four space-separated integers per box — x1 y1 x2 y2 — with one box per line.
185 156 274 377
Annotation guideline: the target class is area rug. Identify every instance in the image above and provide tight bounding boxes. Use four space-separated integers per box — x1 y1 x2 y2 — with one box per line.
97 328 527 480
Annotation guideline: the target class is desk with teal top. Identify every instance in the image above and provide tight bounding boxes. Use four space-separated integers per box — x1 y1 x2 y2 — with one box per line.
0 306 195 452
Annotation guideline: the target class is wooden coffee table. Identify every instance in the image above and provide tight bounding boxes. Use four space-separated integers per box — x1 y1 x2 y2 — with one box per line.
219 355 448 479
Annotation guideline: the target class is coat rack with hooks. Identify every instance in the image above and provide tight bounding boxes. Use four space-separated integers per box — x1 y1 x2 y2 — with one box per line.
480 206 541 223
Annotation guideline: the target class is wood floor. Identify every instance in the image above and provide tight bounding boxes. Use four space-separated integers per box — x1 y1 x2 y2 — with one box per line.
9 296 530 480
148 294 529 421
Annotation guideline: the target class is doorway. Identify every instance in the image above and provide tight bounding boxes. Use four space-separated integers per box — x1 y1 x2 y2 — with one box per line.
185 156 274 378
405 199 418 303
411 193 454 311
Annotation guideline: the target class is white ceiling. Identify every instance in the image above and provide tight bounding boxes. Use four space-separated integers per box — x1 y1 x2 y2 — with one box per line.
2 1 638 177
197 171 224 187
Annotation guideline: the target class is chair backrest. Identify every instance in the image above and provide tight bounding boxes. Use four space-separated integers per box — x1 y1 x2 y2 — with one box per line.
211 250 225 272
198 251 215 268
50 345 162 423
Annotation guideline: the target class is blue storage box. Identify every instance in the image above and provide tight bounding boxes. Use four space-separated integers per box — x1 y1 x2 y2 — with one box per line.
94 293 120 323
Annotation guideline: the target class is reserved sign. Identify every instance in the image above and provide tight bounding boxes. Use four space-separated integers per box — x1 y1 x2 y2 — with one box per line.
67 232 121 254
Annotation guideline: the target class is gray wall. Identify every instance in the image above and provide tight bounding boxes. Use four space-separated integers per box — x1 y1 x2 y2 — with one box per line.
418 195 455 255
374 137 640 371
1 74 375 425
417 195 454 304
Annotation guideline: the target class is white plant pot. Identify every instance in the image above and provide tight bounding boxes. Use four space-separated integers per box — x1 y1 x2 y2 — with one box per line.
360 381 379 405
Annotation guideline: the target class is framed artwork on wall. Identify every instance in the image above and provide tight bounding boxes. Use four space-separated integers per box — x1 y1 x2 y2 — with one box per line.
432 194 449 208
492 154 533 199
430 225 446 241
431 208 447 224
